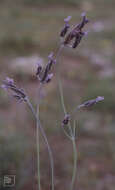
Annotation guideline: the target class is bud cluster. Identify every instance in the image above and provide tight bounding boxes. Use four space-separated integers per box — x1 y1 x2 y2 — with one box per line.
1 77 27 102
36 52 56 84
78 96 104 108
60 13 89 49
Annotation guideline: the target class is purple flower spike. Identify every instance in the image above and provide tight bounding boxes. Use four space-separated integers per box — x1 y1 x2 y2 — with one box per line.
1 77 27 102
63 13 89 48
38 52 55 84
78 96 104 108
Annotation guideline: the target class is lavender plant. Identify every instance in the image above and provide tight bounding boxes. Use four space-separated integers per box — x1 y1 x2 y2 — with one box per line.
1 13 104 190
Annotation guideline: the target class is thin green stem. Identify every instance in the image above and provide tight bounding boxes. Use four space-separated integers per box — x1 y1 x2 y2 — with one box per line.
58 76 66 115
56 46 66 114
70 105 82 118
26 97 54 190
62 126 72 140
73 120 76 138
56 45 77 190
56 45 64 60
36 83 43 190
56 46 73 137
36 101 41 190
58 77 73 136
70 138 77 190
38 118 54 190
25 98 41 190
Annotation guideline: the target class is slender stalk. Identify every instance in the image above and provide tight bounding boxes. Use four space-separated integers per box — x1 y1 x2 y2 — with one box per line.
58 77 73 136
26 97 36 118
25 97 41 190
71 105 81 116
26 97 54 190
56 45 64 60
36 101 41 190
62 125 72 140
36 83 43 190
56 45 77 190
73 120 76 138
58 76 66 115
37 117 54 190
70 138 77 190
56 46 73 136
55 46 65 114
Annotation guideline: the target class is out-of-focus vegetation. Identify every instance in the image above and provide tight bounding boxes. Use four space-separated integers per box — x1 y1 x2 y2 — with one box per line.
0 0 115 190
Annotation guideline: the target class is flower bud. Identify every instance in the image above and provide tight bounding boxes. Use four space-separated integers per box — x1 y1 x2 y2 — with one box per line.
60 16 72 37
62 114 70 126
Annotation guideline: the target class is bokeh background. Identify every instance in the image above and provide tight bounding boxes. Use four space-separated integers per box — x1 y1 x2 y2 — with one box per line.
0 0 115 189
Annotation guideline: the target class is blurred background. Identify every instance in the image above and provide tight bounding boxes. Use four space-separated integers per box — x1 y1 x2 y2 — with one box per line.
0 0 115 189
